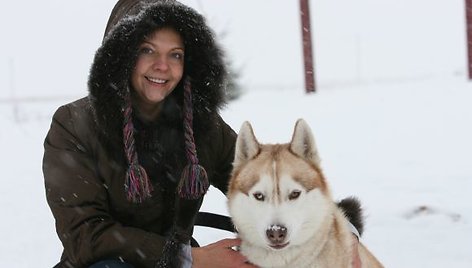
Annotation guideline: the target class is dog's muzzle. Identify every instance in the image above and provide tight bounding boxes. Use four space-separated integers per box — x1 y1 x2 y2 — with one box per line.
266 224 289 249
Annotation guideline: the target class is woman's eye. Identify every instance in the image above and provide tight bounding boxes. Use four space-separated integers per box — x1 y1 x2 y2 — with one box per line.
171 52 184 60
139 47 153 54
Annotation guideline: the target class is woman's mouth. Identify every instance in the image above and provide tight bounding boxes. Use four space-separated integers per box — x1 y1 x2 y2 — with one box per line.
146 76 167 84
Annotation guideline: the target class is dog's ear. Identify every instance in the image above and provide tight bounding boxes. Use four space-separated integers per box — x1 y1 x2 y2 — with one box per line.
290 119 321 165
234 121 260 168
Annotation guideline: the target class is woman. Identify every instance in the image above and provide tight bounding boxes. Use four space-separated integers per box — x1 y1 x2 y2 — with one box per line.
43 0 255 267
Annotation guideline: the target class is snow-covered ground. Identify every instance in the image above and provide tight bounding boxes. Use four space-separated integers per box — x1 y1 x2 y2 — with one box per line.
1 0 471 267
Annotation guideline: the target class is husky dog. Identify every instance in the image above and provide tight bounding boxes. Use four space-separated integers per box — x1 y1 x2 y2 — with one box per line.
227 119 383 268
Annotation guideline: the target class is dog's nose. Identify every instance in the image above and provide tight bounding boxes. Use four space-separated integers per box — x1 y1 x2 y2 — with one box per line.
266 224 287 244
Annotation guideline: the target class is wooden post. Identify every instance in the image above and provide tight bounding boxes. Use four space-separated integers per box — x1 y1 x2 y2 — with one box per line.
300 0 316 93
466 0 472 79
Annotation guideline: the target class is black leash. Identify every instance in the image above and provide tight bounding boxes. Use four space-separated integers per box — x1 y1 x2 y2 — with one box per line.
194 212 236 233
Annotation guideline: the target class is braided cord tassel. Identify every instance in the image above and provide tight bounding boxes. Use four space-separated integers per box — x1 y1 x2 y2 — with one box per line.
178 79 210 200
123 93 153 203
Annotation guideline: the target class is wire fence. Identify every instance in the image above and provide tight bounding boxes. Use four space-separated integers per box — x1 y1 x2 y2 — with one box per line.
0 95 81 123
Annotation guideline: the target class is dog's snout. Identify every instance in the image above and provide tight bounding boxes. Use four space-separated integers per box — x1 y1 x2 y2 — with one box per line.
266 224 287 244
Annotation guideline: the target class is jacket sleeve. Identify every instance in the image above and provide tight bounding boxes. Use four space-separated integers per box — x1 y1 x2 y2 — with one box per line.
43 105 165 268
209 115 237 195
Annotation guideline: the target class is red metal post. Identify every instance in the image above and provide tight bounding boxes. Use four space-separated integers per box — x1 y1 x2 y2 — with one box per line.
300 0 316 93
466 0 472 79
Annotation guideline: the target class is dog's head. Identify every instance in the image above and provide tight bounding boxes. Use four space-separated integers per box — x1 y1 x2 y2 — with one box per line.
228 119 332 252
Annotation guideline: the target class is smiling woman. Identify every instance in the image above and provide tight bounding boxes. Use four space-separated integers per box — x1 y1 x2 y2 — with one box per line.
131 27 185 121
42 1 256 268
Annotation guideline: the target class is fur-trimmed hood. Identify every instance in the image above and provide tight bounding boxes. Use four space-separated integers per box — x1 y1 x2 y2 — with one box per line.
88 0 227 148
43 2 238 266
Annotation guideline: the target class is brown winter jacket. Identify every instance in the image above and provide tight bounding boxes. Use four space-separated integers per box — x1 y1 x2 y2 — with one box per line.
43 98 236 267
43 1 236 267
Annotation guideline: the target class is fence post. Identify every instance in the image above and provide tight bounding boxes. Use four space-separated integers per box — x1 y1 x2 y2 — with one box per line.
300 0 316 93
467 0 472 80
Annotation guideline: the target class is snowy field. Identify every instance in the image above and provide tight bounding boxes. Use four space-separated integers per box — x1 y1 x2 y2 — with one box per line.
1 0 471 267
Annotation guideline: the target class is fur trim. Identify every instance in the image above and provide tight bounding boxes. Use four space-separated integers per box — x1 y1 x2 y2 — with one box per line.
88 1 227 153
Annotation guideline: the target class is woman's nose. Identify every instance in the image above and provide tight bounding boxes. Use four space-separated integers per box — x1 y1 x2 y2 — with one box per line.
152 56 169 71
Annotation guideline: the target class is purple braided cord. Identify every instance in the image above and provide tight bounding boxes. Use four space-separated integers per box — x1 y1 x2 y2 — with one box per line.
178 79 209 199
182 80 199 165
123 93 153 203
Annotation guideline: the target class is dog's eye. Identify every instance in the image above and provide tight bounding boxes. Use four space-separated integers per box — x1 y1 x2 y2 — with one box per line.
288 190 301 200
253 192 265 201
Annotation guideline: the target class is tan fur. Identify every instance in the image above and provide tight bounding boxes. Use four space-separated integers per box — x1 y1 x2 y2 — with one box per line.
227 119 384 268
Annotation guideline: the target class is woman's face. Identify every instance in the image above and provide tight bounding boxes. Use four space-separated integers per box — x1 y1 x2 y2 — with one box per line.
131 27 184 116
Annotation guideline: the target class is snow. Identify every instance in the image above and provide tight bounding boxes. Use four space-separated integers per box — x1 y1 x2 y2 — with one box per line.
1 0 471 267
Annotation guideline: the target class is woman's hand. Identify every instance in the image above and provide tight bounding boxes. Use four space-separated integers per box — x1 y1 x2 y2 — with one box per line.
192 238 257 268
